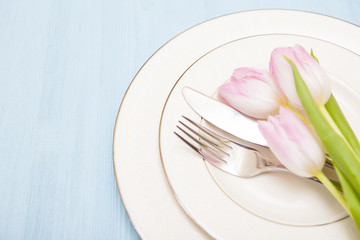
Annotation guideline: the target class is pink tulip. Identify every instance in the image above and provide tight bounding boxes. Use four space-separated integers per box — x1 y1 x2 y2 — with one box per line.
258 107 325 178
218 68 286 119
270 44 331 110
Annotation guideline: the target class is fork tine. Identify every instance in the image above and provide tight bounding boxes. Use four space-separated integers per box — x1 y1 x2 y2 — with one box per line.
178 121 230 157
177 123 230 157
174 125 227 163
182 116 232 149
174 131 201 154
183 115 260 152
179 120 219 147
174 131 226 164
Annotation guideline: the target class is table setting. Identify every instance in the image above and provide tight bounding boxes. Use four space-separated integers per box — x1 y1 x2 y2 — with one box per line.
2 1 360 239
114 9 360 240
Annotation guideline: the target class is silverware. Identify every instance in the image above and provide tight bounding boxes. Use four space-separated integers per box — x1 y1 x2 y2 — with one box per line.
182 86 336 168
174 116 341 189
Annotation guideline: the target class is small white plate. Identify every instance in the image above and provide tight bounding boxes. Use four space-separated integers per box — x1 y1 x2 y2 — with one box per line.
114 10 360 239
159 34 360 239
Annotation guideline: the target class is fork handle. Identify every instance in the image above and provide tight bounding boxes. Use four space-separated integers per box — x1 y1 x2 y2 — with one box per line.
253 147 343 192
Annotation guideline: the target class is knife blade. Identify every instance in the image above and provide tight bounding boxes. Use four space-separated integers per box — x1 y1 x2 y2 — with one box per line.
182 86 267 146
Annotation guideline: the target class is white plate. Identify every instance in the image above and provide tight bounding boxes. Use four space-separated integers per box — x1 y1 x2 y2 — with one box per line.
113 10 360 239
159 34 360 239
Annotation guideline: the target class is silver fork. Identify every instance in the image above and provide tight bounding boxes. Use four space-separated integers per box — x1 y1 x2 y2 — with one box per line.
174 116 341 187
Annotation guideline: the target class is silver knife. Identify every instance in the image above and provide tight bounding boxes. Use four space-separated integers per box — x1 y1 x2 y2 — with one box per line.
182 86 267 146
182 86 338 181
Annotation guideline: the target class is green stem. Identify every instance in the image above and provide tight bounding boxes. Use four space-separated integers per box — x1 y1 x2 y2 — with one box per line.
285 104 312 127
316 171 349 213
319 105 360 167
318 104 343 137
325 94 360 156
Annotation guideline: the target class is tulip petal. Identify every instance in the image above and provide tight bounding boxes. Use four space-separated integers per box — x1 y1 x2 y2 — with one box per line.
258 107 325 177
270 45 331 109
218 68 284 119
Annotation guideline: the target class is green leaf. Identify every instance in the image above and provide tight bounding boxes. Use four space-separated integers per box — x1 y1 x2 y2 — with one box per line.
285 57 360 197
336 167 360 232
325 94 360 156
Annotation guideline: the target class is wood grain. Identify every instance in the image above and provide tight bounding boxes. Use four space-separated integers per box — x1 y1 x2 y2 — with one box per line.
0 0 359 239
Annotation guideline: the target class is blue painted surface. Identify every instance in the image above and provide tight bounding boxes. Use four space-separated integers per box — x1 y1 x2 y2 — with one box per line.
0 0 359 239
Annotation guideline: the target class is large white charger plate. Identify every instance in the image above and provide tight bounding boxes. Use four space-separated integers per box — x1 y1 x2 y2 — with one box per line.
113 10 360 239
159 34 360 239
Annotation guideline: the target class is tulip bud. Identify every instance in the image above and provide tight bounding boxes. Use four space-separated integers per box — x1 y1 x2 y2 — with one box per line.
269 44 331 110
218 68 286 119
258 107 325 178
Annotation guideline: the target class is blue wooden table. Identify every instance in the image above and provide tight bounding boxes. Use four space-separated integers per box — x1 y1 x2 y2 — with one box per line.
1 0 360 239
